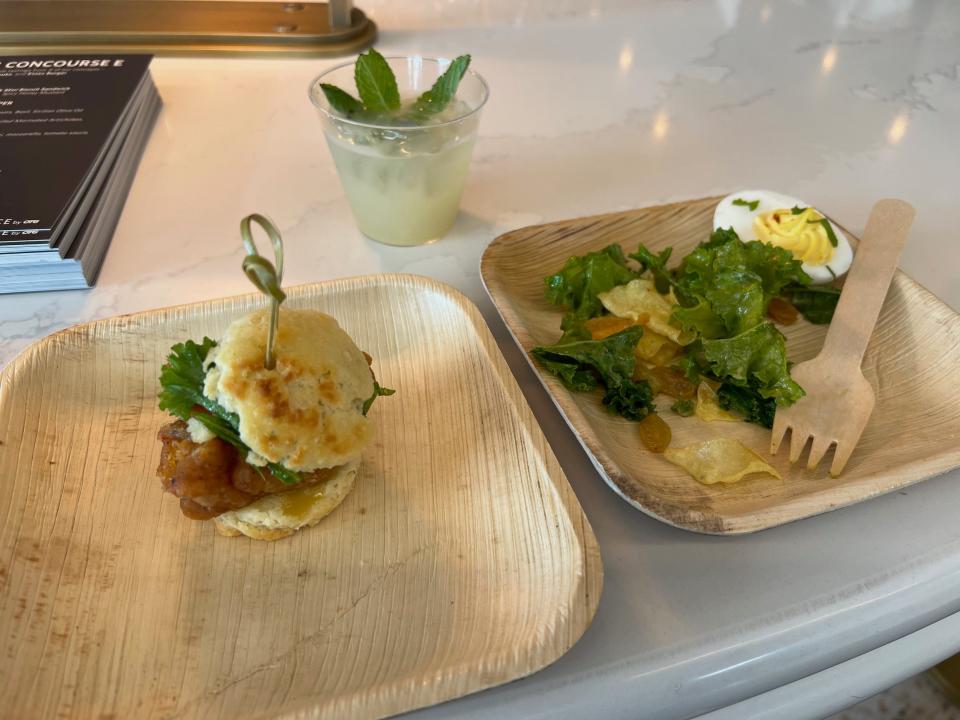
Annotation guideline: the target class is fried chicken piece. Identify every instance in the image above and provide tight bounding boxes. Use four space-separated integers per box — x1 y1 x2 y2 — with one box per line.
156 420 333 520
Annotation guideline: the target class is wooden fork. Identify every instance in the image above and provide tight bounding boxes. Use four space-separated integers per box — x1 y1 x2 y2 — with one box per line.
770 199 915 476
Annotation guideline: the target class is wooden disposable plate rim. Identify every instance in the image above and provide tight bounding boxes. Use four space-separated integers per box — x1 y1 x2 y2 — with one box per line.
0 273 602 719
481 197 960 535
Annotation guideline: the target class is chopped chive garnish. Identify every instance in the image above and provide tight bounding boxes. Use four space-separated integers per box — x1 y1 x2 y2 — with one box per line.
807 217 839 247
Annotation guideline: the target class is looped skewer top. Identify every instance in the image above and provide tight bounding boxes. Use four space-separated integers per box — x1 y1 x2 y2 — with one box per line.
240 214 286 370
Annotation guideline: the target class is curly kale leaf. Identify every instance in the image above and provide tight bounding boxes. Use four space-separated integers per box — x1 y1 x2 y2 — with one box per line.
629 244 674 295
675 228 810 316
717 384 777 428
532 326 655 420
672 270 766 339
544 244 638 331
700 323 804 406
602 378 655 421
782 283 841 324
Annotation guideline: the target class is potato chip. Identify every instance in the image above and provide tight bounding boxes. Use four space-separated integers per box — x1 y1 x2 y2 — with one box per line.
664 438 781 485
695 382 738 422
634 329 679 365
598 279 696 346
650 343 679 366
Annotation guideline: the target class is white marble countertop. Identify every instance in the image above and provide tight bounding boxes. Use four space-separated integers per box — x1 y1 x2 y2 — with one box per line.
3 1 960 718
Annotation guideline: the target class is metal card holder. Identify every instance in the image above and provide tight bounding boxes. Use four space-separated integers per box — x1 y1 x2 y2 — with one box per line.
0 0 376 57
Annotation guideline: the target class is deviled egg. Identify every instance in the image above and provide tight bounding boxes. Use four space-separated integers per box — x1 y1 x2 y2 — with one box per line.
714 190 853 284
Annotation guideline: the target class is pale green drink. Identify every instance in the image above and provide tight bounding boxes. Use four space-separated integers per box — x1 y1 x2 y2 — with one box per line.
323 100 478 246
310 57 488 247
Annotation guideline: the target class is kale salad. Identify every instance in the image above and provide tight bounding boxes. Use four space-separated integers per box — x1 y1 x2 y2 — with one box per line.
532 227 841 452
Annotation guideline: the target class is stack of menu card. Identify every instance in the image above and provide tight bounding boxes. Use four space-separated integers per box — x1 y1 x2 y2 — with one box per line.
0 55 161 294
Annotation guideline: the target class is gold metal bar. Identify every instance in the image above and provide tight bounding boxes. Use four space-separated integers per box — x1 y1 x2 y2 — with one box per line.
0 1 376 58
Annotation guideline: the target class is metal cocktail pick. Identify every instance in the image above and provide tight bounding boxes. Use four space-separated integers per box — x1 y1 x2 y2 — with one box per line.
240 213 286 370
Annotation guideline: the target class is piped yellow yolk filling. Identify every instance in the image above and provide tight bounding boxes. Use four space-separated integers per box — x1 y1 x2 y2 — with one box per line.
753 207 834 265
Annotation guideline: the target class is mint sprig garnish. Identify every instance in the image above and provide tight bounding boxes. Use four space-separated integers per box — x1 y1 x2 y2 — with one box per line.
319 83 363 116
354 48 400 112
413 55 471 114
320 49 473 121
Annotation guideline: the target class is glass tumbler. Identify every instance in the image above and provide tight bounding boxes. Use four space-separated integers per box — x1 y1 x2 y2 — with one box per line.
309 56 489 246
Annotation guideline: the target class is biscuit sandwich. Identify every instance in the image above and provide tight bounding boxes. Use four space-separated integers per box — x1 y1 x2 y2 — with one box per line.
156 306 392 540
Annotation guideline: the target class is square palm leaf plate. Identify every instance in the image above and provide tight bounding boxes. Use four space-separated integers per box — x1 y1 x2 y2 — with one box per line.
0 274 601 719
481 196 960 534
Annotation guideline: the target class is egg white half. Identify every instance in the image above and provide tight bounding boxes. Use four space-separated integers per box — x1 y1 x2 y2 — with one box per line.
713 190 853 284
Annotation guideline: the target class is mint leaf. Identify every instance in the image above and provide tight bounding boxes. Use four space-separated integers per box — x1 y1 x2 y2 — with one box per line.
320 83 363 116
363 380 395 415
732 198 760 211
354 49 400 113
414 54 472 115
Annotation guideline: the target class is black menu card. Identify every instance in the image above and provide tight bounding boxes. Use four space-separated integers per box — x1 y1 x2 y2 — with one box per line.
0 55 161 293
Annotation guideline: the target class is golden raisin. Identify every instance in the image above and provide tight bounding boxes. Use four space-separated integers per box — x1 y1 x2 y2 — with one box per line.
584 315 636 340
632 362 661 394
650 366 696 399
767 297 799 325
638 413 671 453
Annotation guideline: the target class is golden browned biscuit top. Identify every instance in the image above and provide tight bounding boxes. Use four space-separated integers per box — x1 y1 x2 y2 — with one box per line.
204 308 374 471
